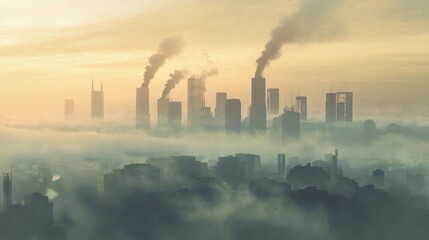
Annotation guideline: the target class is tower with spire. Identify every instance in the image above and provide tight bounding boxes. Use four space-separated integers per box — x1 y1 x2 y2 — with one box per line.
91 79 104 120
3 166 12 213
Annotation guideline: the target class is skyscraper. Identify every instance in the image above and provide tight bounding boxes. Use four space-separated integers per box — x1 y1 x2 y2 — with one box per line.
225 99 241 133
250 76 267 134
295 96 307 121
64 99 74 120
337 92 353 122
325 93 337 123
91 81 104 120
281 109 300 142
267 88 279 115
136 86 150 129
215 92 227 128
216 156 246 184
187 77 205 129
157 97 169 128
277 153 286 176
168 101 182 130
3 172 12 212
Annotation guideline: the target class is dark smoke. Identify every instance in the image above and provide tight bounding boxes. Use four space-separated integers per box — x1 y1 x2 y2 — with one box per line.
193 69 218 92
161 69 188 99
255 0 344 78
142 36 185 87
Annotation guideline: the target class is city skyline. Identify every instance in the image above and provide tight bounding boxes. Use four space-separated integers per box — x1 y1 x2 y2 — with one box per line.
1 0 429 122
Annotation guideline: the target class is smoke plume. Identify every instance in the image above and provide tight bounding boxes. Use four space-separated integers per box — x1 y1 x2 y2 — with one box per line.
193 69 218 92
255 0 344 78
142 36 185 87
161 69 188 99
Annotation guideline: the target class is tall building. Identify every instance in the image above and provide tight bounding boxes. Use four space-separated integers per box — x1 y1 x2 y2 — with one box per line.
225 99 241 133
24 192 54 228
157 98 169 128
216 156 246 184
325 93 337 123
281 109 300 142
295 96 307 121
91 81 104 120
337 92 353 122
168 101 182 130
215 92 227 128
364 119 376 142
250 76 267 134
188 77 205 129
3 172 12 212
277 154 286 176
325 92 353 123
136 86 150 129
103 163 161 198
235 153 261 180
267 88 279 115
64 99 74 120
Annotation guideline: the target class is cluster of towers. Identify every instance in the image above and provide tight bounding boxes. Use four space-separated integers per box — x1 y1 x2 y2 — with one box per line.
64 76 353 138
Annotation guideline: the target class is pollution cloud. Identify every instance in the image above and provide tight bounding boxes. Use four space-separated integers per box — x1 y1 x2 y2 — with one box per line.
161 69 188 99
193 68 219 92
255 0 344 78
142 36 185 87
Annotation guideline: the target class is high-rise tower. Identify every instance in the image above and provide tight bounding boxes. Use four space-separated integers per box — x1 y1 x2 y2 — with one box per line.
325 93 337 123
3 171 12 212
64 99 75 120
91 81 104 120
250 76 267 134
337 92 353 122
215 92 227 128
187 77 205 129
295 96 307 121
157 97 169 128
225 99 241 133
136 86 150 129
267 88 279 115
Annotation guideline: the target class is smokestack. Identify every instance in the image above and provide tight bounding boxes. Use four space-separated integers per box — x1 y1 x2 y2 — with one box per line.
161 69 188 99
141 36 185 88
255 0 343 78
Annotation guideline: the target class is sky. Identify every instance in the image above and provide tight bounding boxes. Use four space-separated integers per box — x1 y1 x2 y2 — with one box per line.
1 0 429 123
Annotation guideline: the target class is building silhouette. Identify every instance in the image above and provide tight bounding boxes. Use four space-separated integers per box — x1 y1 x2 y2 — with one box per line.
325 93 337 123
325 92 353 123
267 88 279 115
277 154 286 176
136 86 150 129
216 156 246 184
295 96 307 121
235 153 261 180
168 101 182 130
188 77 205 129
157 97 169 128
3 172 12 212
364 119 376 142
91 81 104 120
281 108 300 142
250 76 267 134
225 99 241 133
215 92 227 128
103 163 161 198
64 99 74 120
337 92 353 122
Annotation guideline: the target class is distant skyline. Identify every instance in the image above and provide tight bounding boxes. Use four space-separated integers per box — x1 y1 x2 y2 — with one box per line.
1 0 429 122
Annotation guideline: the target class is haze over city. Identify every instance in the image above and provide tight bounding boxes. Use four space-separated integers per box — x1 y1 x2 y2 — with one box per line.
1 1 429 240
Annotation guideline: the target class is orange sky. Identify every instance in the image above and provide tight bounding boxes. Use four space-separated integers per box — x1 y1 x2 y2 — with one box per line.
1 0 429 123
